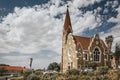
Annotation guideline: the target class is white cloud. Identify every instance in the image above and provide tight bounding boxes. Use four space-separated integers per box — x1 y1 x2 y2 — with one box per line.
112 0 119 8
72 0 101 8
97 7 102 12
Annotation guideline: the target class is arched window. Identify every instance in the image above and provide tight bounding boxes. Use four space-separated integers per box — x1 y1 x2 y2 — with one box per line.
68 49 72 56
93 48 100 61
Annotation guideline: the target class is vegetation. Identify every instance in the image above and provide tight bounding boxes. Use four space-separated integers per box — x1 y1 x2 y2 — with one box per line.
97 66 108 75
34 69 43 75
47 62 60 72
66 69 79 75
88 62 97 69
114 43 120 57
27 73 39 80
0 64 9 66
23 69 32 79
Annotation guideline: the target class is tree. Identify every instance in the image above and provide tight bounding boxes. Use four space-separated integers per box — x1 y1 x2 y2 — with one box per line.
30 58 33 69
105 35 113 50
47 62 60 72
114 43 120 57
0 64 9 66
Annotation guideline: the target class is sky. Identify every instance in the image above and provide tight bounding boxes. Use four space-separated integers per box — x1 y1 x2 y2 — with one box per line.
0 0 120 69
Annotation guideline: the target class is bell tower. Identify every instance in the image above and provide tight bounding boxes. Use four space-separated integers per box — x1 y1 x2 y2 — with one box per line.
61 6 73 72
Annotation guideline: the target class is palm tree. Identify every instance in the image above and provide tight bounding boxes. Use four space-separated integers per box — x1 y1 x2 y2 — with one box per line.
30 58 33 69
105 35 113 67
105 35 113 51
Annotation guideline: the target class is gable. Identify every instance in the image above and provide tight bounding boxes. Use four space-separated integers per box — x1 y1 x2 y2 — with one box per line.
73 35 92 50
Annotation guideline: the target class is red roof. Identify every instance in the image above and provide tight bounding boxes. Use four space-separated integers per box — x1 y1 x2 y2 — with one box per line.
73 35 108 51
0 66 27 71
74 36 92 50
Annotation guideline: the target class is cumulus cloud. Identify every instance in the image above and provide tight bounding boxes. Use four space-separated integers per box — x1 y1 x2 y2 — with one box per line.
72 0 101 8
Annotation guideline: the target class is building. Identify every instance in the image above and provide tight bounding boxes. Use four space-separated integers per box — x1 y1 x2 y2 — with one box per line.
0 66 27 75
61 7 114 73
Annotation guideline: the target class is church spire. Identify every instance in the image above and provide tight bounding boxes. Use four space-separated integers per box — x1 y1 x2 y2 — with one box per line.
63 6 72 33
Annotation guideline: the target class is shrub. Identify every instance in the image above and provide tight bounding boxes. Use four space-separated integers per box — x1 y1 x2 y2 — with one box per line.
87 72 94 76
102 76 111 80
35 70 42 75
98 66 108 75
88 63 97 69
23 69 32 79
27 73 39 80
66 69 79 75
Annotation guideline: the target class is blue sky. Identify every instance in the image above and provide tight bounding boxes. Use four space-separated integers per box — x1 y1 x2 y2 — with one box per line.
0 0 120 69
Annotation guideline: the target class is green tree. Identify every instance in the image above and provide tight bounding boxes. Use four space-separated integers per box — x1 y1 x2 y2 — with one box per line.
0 64 9 66
105 35 113 50
47 62 60 72
114 43 120 57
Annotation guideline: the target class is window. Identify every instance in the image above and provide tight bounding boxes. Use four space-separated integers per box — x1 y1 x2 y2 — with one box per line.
93 48 100 61
68 49 72 56
84 54 87 60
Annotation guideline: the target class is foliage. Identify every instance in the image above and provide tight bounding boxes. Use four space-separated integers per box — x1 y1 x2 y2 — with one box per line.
98 66 108 75
23 69 32 79
47 62 60 72
105 35 113 44
102 76 111 80
0 64 9 66
66 69 79 75
87 72 94 76
114 43 120 57
34 69 43 75
88 62 97 69
27 73 39 80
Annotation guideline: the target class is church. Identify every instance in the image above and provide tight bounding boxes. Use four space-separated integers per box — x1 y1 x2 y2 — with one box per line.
61 7 116 73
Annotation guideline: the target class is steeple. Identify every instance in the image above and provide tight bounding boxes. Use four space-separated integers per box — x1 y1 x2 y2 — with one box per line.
63 6 73 33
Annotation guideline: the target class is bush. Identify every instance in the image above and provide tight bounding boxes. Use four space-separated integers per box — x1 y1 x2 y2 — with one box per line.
102 76 111 80
87 72 94 76
98 66 108 75
66 69 79 75
27 73 39 80
35 70 42 75
88 63 97 69
23 69 32 79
